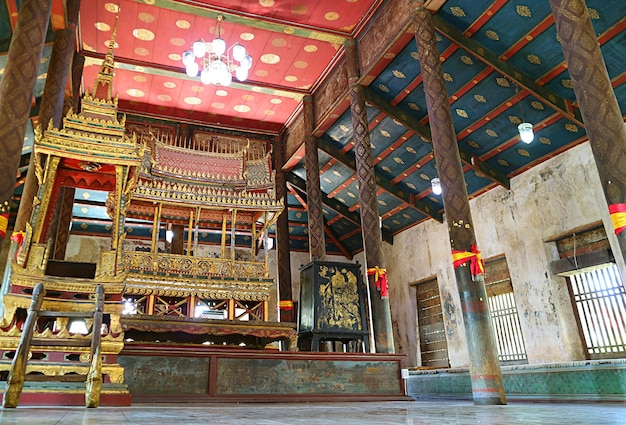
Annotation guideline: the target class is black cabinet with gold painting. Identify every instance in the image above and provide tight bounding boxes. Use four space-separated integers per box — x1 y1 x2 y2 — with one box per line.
297 261 370 352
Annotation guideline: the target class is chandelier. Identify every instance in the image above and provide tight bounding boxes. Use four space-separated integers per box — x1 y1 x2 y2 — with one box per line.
181 14 252 87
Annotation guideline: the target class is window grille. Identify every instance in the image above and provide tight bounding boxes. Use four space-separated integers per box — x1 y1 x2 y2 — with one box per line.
485 256 528 364
568 264 626 358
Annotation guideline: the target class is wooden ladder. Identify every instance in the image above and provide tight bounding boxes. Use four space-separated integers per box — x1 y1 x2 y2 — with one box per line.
2 283 105 408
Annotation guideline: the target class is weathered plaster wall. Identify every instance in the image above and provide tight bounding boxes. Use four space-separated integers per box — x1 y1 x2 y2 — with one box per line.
384 142 623 368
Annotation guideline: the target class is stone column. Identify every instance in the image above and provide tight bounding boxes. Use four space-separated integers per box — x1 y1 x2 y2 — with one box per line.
413 8 505 405
274 137 294 322
345 39 394 354
0 0 53 238
549 0 626 265
303 95 326 261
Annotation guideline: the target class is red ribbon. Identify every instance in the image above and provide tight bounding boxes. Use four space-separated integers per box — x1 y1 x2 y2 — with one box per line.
452 244 485 277
367 266 388 298
278 300 294 311
609 203 626 236
0 213 8 239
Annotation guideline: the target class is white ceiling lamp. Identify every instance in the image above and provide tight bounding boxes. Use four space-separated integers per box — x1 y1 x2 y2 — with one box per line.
181 14 252 86
516 86 534 144
431 177 442 195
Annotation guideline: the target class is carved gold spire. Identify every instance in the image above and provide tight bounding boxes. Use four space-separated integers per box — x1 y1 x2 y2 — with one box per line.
92 10 119 101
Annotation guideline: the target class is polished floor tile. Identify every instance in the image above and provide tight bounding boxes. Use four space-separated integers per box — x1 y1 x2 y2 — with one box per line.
1 400 625 424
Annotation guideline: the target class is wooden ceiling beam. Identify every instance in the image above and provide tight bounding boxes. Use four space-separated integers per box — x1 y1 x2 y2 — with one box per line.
317 137 443 222
363 87 510 190
286 172 394 244
431 13 584 127
132 0 348 44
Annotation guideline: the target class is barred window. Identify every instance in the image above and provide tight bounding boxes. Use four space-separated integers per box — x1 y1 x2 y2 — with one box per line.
550 224 626 359
484 256 528 364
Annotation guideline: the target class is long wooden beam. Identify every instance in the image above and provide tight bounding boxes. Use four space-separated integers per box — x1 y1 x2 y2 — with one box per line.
431 13 584 127
363 87 510 190
286 172 394 245
317 138 444 222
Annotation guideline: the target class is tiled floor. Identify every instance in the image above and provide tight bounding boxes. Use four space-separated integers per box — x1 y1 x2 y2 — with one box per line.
0 400 625 424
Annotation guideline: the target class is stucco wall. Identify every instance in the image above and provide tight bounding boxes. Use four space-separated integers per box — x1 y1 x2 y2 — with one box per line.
384 142 625 367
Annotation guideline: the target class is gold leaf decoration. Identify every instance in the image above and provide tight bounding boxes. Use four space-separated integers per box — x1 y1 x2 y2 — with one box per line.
517 149 530 157
468 140 480 148
392 70 406 78
378 84 390 93
443 73 454 82
562 79 573 89
485 30 499 41
461 55 474 65
382 166 391 172
410 51 419 60
370 143 376 149
420 173 430 180
527 54 541 65
332 170 342 177
486 129 498 138
392 219 400 225
509 115 522 125
337 197 345 203
565 123 579 132
380 130 391 137
408 103 420 111
406 146 416 154
588 8 600 19
347 191 356 198
393 157 405 165
456 109 468 118
407 182 416 189
340 124 350 132
378 199 387 206
498 159 509 167
474 94 486 103
450 6 466 17
496 77 510 87
516 5 531 17
531 100 544 110
539 137 551 145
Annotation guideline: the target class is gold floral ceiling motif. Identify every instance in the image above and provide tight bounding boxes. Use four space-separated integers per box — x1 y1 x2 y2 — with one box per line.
468 141 480 148
393 70 406 78
517 149 530 157
408 103 420 111
516 5 532 17
393 157 404 164
456 109 468 118
380 130 391 137
562 79 573 89
485 30 499 41
406 146 416 154
496 77 510 87
539 137 551 145
531 101 544 110
378 84 390 93
565 123 579 132
486 129 498 137
443 73 454 82
509 115 522 125
461 55 474 65
474 94 486 103
527 54 541 65
450 6 466 17
498 159 509 167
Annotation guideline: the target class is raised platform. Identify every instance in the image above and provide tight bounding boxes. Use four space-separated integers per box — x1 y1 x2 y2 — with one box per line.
406 359 626 402
119 343 410 403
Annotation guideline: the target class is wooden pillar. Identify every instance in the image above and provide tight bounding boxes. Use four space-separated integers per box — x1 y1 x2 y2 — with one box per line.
549 0 626 266
413 7 505 405
274 136 294 321
345 39 394 354
0 0 53 238
303 95 326 261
